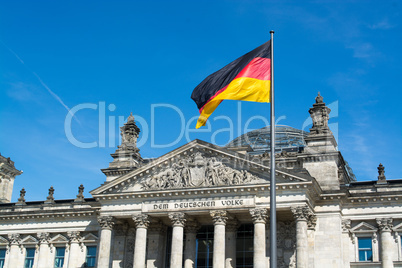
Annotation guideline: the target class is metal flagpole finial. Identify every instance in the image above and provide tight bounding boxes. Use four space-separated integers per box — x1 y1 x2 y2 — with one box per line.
270 30 275 34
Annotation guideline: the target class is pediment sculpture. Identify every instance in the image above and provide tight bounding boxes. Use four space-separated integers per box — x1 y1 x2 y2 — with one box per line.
141 152 262 190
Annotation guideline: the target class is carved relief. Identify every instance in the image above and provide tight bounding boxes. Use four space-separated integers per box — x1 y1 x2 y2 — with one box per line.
250 208 268 224
141 152 261 190
210 210 228 225
98 216 115 230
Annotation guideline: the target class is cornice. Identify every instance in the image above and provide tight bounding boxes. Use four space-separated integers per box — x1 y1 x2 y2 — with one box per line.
93 181 313 201
0 208 97 221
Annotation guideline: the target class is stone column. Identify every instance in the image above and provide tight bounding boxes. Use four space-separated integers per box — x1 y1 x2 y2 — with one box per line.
7 233 21 267
133 214 150 268
210 210 228 268
291 206 314 268
169 212 186 268
37 232 51 268
377 218 394 268
67 231 81 268
97 216 116 268
250 208 268 268
225 219 239 268
184 219 199 268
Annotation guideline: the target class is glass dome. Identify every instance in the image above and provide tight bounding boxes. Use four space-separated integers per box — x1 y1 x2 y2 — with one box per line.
226 125 308 155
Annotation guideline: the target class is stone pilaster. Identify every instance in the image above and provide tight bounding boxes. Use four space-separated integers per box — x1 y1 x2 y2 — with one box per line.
67 231 81 268
97 216 115 268
184 219 200 268
377 218 394 268
147 222 167 268
225 219 239 268
250 208 268 268
169 212 186 268
37 232 51 268
210 210 227 268
291 206 315 268
8 233 22 266
133 214 150 268
341 219 352 268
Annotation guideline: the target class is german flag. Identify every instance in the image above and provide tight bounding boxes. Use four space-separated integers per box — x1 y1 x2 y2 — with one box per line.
191 41 271 128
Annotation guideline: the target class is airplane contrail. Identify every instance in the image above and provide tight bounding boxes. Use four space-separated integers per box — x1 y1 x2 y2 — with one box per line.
1 40 80 124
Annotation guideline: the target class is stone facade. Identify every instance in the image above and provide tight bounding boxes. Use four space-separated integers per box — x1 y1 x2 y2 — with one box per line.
0 94 401 268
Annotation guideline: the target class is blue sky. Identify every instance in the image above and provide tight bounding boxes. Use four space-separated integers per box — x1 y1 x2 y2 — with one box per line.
1 0 401 202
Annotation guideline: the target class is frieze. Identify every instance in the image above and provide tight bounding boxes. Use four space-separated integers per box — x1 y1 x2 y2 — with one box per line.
141 152 262 190
145 197 254 212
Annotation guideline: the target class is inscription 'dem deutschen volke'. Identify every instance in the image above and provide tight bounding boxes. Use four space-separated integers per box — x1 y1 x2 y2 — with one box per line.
151 198 249 210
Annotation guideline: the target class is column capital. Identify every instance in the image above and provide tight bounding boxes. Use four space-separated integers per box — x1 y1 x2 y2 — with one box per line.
250 208 268 224
98 216 116 230
341 219 351 233
37 232 50 244
133 214 150 229
7 233 21 245
291 205 316 230
185 219 200 233
226 219 240 232
376 218 393 232
148 221 167 233
210 210 228 225
67 231 81 243
169 212 187 227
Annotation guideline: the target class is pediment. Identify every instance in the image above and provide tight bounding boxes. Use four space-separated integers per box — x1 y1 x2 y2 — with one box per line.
0 236 8 245
91 140 311 195
393 222 402 232
351 222 377 233
49 234 68 244
82 233 98 242
21 235 38 244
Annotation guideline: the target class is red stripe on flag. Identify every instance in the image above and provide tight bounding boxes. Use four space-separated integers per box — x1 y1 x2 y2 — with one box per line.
199 57 271 113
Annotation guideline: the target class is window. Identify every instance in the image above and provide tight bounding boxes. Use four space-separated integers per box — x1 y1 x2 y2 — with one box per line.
236 224 254 268
54 247 65 267
0 249 6 268
196 226 214 268
25 248 35 268
358 237 373 261
85 246 97 267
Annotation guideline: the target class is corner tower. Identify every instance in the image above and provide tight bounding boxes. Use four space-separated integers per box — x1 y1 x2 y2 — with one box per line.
101 113 143 182
0 154 22 203
301 93 346 190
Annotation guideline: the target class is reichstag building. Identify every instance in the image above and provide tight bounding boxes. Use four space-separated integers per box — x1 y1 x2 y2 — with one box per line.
0 94 401 268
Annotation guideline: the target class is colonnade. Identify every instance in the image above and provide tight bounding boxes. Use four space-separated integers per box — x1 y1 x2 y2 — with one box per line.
96 205 314 268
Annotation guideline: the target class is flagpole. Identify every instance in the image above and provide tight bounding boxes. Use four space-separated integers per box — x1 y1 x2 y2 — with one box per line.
269 30 277 268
